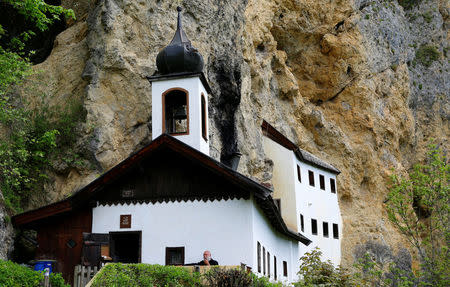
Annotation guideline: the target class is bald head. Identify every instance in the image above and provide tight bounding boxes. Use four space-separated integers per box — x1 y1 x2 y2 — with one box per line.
203 250 211 260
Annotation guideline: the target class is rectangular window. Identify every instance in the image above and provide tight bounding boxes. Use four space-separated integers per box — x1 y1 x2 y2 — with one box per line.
283 261 288 277
263 247 266 275
308 170 315 186
165 247 185 265
319 174 325 190
267 251 270 278
300 214 304 232
274 256 277 281
201 94 207 141
311 219 318 235
323 222 329 238
257 242 261 273
333 224 339 239
297 165 301 182
330 178 336 193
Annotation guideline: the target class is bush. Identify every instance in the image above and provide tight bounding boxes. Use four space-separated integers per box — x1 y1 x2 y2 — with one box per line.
90 263 202 287
0 260 69 287
91 264 284 287
204 268 253 287
415 45 440 67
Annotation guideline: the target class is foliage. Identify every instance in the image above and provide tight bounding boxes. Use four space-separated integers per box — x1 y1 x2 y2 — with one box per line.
0 94 83 214
0 1 81 215
415 45 441 67
386 143 449 286
397 0 422 10
0 0 75 55
204 268 253 287
91 264 284 287
294 248 353 287
0 260 69 287
90 263 203 287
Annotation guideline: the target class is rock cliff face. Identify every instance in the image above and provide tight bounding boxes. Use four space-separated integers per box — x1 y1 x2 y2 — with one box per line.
1 0 448 265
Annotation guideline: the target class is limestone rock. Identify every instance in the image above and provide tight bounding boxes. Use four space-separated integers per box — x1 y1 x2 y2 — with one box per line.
3 0 448 268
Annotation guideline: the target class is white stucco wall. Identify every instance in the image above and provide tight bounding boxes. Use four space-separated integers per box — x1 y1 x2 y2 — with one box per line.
263 136 342 266
262 137 298 231
294 159 342 266
151 76 209 155
251 202 299 283
92 199 252 266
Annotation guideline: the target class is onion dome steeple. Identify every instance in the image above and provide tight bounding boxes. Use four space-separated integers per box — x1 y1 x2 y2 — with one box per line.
156 7 204 75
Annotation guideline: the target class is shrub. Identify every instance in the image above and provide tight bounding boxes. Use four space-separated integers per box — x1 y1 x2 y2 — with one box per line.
90 263 202 287
415 45 440 67
398 0 422 10
204 268 253 287
0 260 69 287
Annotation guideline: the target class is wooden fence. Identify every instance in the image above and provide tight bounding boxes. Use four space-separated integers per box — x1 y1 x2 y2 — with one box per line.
73 265 99 287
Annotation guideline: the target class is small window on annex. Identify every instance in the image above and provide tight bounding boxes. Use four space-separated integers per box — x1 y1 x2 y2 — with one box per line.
165 247 185 265
333 223 339 239
267 251 271 278
297 165 301 182
330 178 336 193
263 247 266 275
311 219 318 235
323 222 329 238
201 94 207 141
319 174 325 190
308 170 315 187
257 242 261 273
274 256 277 281
283 261 288 277
163 89 189 135
300 214 304 232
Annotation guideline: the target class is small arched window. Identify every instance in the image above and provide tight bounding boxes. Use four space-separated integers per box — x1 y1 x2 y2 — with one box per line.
162 88 189 135
201 94 207 141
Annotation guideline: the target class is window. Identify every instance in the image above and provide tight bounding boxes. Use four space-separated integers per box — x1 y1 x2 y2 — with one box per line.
311 219 318 235
308 170 315 186
274 256 277 281
283 261 288 277
330 178 336 193
201 94 207 141
323 222 329 237
297 165 301 182
162 89 189 135
263 247 266 275
319 174 325 190
267 251 270 278
300 214 304 232
333 223 339 239
257 242 261 273
165 247 185 265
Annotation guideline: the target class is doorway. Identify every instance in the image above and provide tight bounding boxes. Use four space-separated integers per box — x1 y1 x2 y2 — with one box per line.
109 231 141 263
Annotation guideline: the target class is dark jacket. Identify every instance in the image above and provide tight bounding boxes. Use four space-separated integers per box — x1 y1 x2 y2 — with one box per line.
197 259 218 266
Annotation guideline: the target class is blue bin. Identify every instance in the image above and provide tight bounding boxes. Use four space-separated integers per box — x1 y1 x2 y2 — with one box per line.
33 260 54 273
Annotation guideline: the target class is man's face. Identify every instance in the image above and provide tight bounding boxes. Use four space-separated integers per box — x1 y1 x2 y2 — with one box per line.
203 251 211 260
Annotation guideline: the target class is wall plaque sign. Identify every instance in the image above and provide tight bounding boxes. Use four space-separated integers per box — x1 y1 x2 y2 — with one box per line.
121 189 134 198
120 214 131 228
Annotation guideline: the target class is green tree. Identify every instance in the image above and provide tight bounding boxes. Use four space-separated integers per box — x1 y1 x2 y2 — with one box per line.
0 1 76 214
386 143 449 286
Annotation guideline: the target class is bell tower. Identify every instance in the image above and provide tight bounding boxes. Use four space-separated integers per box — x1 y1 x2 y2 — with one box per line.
148 7 211 155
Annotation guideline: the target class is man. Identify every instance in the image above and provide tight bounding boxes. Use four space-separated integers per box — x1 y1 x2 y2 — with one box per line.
197 250 218 266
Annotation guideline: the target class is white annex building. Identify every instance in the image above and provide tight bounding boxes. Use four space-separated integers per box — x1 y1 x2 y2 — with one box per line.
12 7 342 285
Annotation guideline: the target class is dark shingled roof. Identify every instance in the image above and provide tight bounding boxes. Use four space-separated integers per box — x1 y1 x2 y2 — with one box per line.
261 120 340 174
13 134 311 246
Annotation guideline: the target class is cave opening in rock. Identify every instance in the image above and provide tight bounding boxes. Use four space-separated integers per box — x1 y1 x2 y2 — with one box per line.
0 0 67 64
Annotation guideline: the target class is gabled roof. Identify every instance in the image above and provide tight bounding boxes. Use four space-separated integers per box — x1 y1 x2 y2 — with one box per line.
261 120 340 174
13 134 311 245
